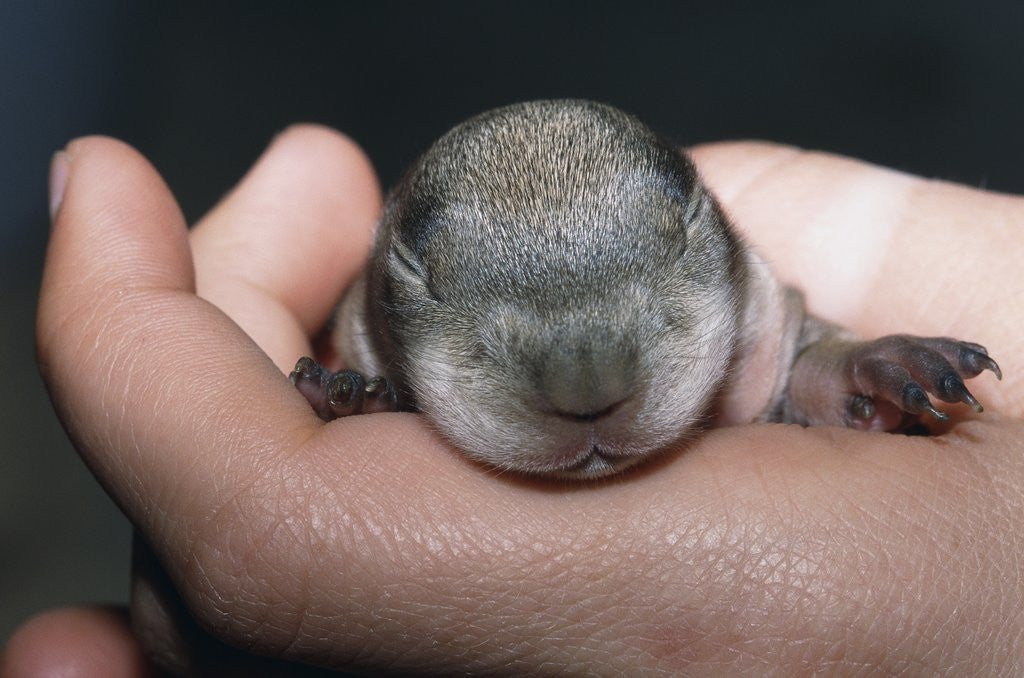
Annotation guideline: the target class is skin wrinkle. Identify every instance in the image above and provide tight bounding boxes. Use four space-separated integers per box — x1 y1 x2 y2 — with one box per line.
142 421 323 651
679 432 966 671
51 288 207 532
74 287 131 481
257 489 319 631
896 181 988 321
418 515 639 672
322 452 447 572
878 465 1008 667
179 548 234 635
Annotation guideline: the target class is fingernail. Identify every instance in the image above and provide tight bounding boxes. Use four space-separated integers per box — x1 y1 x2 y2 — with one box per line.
49 150 70 222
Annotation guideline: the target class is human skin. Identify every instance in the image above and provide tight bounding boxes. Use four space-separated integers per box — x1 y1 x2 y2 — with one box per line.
8 127 1023 675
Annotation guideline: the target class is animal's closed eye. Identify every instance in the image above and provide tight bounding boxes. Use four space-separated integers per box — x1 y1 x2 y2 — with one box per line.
390 241 428 280
388 240 448 304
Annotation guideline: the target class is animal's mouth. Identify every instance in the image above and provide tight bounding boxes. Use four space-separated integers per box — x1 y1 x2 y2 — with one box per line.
553 445 639 478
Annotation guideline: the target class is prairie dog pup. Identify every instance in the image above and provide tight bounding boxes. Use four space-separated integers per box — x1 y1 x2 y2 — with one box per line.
292 100 1001 478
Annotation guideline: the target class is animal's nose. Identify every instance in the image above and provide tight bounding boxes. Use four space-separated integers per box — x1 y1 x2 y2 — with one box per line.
541 339 635 421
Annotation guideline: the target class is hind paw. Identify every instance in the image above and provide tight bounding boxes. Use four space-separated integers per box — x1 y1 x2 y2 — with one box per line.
844 335 1000 429
786 332 1001 431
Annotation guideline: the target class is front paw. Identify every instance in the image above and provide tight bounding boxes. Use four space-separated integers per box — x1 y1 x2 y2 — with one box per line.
845 335 1001 428
290 357 397 421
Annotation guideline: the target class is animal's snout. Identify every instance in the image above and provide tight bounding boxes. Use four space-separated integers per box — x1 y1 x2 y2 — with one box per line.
540 338 636 421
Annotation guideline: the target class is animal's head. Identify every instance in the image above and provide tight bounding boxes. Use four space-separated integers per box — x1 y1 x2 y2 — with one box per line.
369 100 744 477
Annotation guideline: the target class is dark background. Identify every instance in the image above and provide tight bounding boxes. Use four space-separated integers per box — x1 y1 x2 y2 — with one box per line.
2 1 1023 641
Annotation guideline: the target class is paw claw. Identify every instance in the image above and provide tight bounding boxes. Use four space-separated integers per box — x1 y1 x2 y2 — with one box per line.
290 357 332 420
982 355 1002 381
363 376 398 414
945 377 983 413
849 395 876 420
942 341 1002 380
901 382 949 421
290 356 323 385
327 372 365 417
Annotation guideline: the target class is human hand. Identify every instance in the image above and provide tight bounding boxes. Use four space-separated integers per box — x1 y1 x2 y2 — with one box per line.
9 128 1024 675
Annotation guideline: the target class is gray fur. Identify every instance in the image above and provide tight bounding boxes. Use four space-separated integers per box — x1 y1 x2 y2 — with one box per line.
336 100 752 476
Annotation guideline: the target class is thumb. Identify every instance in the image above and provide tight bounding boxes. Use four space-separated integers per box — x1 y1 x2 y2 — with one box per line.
36 136 315 555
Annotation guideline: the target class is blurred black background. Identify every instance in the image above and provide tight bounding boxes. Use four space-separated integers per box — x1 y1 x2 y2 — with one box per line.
2 1 1023 640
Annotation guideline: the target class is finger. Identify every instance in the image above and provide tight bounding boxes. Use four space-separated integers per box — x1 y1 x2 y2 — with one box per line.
0 606 154 678
690 141 1023 415
190 125 381 371
37 136 317 544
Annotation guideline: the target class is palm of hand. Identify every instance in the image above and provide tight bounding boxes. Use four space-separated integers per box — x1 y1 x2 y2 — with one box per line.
33 129 1024 674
